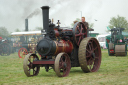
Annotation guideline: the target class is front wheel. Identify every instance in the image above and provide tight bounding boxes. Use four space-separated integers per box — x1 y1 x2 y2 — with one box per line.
55 52 71 77
23 53 40 77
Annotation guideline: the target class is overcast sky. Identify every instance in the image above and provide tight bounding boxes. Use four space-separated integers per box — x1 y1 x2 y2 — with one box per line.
0 0 128 34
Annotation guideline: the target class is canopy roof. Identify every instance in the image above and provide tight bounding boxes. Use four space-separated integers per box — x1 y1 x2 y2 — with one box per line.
106 32 128 37
11 31 42 36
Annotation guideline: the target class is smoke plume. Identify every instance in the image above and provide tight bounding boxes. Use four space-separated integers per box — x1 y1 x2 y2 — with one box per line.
26 8 41 19
0 0 128 34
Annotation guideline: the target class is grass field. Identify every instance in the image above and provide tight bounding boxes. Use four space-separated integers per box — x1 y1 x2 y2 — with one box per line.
0 49 128 85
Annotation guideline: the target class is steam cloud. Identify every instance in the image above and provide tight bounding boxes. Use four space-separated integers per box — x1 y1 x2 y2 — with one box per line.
0 0 103 33
26 8 41 19
0 0 128 33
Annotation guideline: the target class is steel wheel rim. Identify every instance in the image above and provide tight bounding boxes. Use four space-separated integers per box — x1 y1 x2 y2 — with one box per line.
23 53 40 77
55 53 71 77
18 48 28 58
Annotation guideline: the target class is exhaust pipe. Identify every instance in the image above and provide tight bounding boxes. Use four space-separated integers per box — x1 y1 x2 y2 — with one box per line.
25 19 28 31
41 6 50 34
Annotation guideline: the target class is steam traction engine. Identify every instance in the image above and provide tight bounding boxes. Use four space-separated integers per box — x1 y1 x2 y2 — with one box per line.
23 6 101 77
0 39 12 56
18 36 40 58
11 31 42 58
108 28 127 56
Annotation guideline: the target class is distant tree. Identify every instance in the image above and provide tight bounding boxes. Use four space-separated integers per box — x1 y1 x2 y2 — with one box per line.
15 28 21 32
0 27 10 38
88 23 94 29
35 27 43 31
71 18 81 27
108 15 128 31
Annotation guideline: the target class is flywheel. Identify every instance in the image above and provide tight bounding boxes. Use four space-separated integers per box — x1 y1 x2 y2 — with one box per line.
73 22 87 46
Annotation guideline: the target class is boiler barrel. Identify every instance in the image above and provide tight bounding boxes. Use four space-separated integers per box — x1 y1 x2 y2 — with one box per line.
37 38 73 56
54 40 73 55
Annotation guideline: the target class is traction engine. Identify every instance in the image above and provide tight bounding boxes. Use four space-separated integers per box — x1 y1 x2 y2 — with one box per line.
108 28 127 56
23 6 101 77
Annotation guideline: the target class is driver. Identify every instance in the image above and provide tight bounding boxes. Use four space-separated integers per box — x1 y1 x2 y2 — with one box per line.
81 17 88 28
81 17 89 36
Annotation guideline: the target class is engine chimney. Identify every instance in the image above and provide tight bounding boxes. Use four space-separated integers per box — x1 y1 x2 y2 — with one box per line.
41 6 50 34
25 19 28 31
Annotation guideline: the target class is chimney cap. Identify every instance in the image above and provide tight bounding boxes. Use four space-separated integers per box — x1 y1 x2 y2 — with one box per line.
41 6 50 9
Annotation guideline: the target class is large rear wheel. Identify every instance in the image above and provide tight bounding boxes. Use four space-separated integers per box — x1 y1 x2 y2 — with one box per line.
78 37 101 72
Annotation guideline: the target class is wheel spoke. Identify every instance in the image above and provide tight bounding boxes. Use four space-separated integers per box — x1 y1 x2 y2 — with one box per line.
33 68 35 75
88 44 92 51
59 61 63 66
86 49 91 54
93 46 98 51
86 53 92 58
80 24 83 33
75 34 81 37
60 57 63 62
76 27 80 33
63 68 66 74
89 64 92 70
89 61 94 70
59 65 63 69
82 33 86 35
89 59 93 70
78 36 82 45
87 57 93 64
64 56 68 63
90 42 93 50
92 62 95 69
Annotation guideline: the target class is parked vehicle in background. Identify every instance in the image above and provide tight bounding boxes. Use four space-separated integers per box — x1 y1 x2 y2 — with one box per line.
108 28 127 56
96 34 110 49
11 31 43 58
